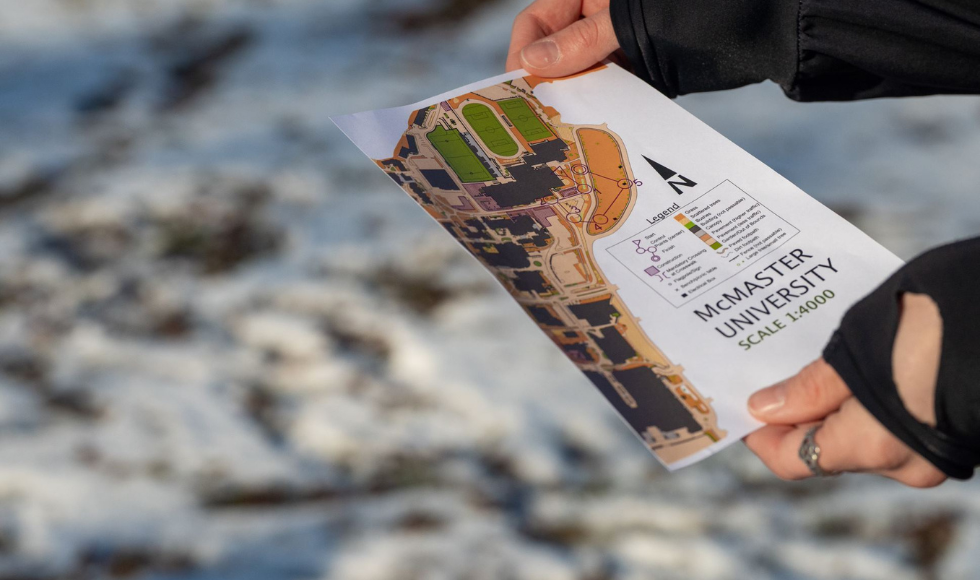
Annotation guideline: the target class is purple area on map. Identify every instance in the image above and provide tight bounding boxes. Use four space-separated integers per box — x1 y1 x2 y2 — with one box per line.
529 206 557 227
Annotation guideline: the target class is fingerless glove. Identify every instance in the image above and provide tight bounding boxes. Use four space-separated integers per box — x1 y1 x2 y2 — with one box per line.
824 237 980 479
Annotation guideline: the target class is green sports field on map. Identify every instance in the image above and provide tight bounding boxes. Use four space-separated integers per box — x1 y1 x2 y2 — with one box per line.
426 125 493 183
462 103 518 157
499 98 551 142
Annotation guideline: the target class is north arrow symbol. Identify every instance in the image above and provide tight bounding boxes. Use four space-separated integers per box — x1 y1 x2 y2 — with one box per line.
643 156 696 195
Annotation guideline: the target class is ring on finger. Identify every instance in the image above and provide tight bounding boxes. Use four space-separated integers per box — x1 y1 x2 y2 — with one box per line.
798 424 840 477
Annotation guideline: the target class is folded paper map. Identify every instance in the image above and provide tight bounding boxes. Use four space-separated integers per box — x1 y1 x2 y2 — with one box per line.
331 64 901 469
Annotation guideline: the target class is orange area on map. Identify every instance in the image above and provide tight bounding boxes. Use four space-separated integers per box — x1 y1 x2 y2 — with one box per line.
578 128 631 236
524 64 608 90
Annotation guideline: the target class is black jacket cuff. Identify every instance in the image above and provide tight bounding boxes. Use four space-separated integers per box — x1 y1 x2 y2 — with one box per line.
610 0 980 101
610 0 799 98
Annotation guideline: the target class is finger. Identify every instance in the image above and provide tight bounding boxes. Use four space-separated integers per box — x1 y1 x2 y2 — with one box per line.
745 397 918 480
744 424 814 480
506 0 583 72
744 400 867 480
519 8 619 77
581 0 609 17
748 358 851 424
817 397 911 473
881 456 947 488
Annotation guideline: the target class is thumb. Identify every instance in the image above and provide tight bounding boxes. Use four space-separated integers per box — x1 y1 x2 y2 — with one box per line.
519 8 619 78
748 359 852 424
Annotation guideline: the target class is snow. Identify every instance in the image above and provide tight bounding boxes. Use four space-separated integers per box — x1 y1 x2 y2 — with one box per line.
0 0 978 578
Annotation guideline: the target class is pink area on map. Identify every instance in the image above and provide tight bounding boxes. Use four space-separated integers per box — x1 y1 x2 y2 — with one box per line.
449 195 475 211
530 206 557 227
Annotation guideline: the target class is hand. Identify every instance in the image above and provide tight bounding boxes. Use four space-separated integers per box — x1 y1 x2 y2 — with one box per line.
506 0 621 77
744 293 947 488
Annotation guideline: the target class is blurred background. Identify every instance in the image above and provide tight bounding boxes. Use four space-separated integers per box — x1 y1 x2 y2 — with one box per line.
1 0 979 578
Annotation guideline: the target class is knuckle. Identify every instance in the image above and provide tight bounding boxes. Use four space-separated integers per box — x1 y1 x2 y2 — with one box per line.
900 469 947 489
863 431 908 470
773 466 806 481
512 8 530 30
513 8 547 36
765 455 806 481
517 3 538 20
572 17 602 50
795 361 831 407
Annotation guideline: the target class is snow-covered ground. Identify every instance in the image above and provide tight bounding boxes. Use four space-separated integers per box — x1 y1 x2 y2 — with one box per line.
0 1 978 578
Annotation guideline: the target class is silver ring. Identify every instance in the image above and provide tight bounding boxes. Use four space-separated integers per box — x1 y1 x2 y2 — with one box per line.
799 425 839 477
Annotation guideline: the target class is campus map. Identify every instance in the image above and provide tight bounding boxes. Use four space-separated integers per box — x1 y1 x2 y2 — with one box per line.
334 63 904 470
373 70 726 464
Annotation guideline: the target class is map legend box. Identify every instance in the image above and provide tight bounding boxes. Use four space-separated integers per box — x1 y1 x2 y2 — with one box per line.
607 181 799 307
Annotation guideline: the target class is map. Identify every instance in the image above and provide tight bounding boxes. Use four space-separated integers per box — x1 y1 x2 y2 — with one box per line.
334 63 904 470
374 69 726 465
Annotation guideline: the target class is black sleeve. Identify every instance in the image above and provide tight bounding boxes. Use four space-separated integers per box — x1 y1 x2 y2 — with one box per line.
610 0 980 101
822 237 980 479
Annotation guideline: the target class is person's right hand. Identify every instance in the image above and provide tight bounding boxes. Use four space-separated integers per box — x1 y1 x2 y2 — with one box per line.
506 0 621 78
744 293 948 488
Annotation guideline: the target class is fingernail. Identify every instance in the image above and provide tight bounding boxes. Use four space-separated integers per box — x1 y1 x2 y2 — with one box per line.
748 382 786 417
521 39 561 69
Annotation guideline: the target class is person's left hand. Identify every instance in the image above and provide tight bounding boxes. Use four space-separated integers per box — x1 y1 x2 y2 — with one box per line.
744 293 948 488
506 0 621 77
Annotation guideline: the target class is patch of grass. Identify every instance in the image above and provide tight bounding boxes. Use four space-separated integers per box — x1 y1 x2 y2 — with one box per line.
426 125 492 183
500 97 551 142
462 103 518 157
